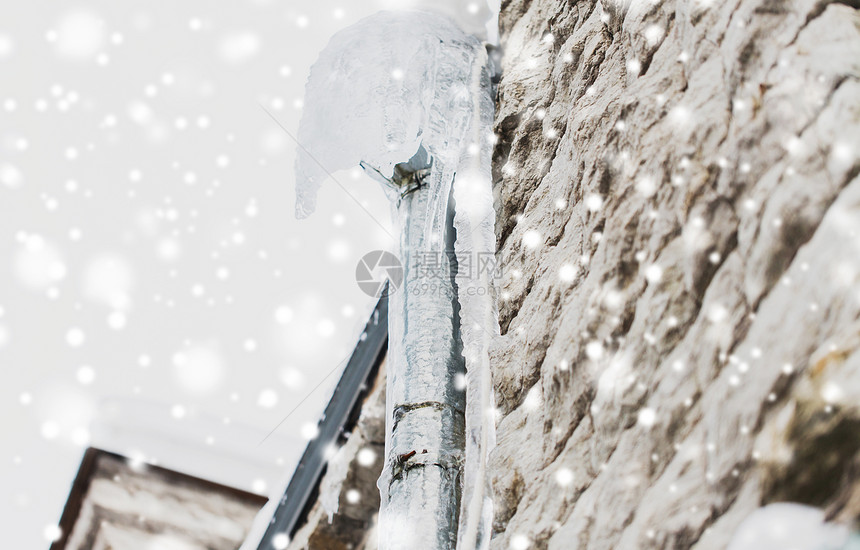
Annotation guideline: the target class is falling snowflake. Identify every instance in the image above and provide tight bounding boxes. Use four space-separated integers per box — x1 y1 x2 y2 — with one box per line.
219 31 261 64
172 344 226 394
13 235 67 290
510 534 531 550
76 365 96 385
522 229 543 249
52 10 106 59
257 388 279 408
66 328 86 347
555 467 574 487
300 422 320 440
644 264 664 284
357 448 377 467
637 407 657 428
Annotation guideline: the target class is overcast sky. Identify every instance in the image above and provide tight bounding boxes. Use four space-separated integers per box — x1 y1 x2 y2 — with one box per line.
0 1 494 547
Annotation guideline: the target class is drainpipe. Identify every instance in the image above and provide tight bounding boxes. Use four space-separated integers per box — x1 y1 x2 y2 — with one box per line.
369 154 466 550
289 11 495 549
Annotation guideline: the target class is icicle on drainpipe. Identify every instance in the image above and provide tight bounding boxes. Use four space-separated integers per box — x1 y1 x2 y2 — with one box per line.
292 11 499 550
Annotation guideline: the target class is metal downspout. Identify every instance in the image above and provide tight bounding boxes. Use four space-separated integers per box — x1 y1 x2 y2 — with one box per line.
378 176 466 550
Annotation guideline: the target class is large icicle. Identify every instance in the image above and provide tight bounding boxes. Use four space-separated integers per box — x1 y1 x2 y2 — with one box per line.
449 44 499 550
295 11 498 549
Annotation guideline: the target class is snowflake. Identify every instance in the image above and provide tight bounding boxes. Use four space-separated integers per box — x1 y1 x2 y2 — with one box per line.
559 263 577 283
52 10 105 59
300 422 320 440
555 467 574 487
644 264 664 283
257 388 278 408
171 404 187 419
43 525 62 543
173 344 226 394
510 534 531 550
357 448 377 467
219 31 261 64
76 365 96 385
585 341 604 361
522 229 543 249
637 407 657 428
66 327 85 347
644 24 664 46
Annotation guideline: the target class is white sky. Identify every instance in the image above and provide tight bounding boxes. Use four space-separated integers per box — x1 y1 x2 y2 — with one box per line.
0 1 495 548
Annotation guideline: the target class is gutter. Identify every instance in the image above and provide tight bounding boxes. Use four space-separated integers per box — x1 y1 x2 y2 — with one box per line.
255 295 389 548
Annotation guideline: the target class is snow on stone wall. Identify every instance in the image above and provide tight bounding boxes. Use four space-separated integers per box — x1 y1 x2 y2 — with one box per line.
488 0 860 548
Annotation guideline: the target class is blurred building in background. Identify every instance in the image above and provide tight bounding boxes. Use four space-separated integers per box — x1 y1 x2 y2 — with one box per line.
51 448 266 550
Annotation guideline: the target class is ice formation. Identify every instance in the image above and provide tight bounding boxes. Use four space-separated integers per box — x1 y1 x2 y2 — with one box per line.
295 10 498 549
319 443 353 523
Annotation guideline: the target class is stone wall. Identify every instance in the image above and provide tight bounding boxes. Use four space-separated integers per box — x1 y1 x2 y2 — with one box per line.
488 0 860 548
